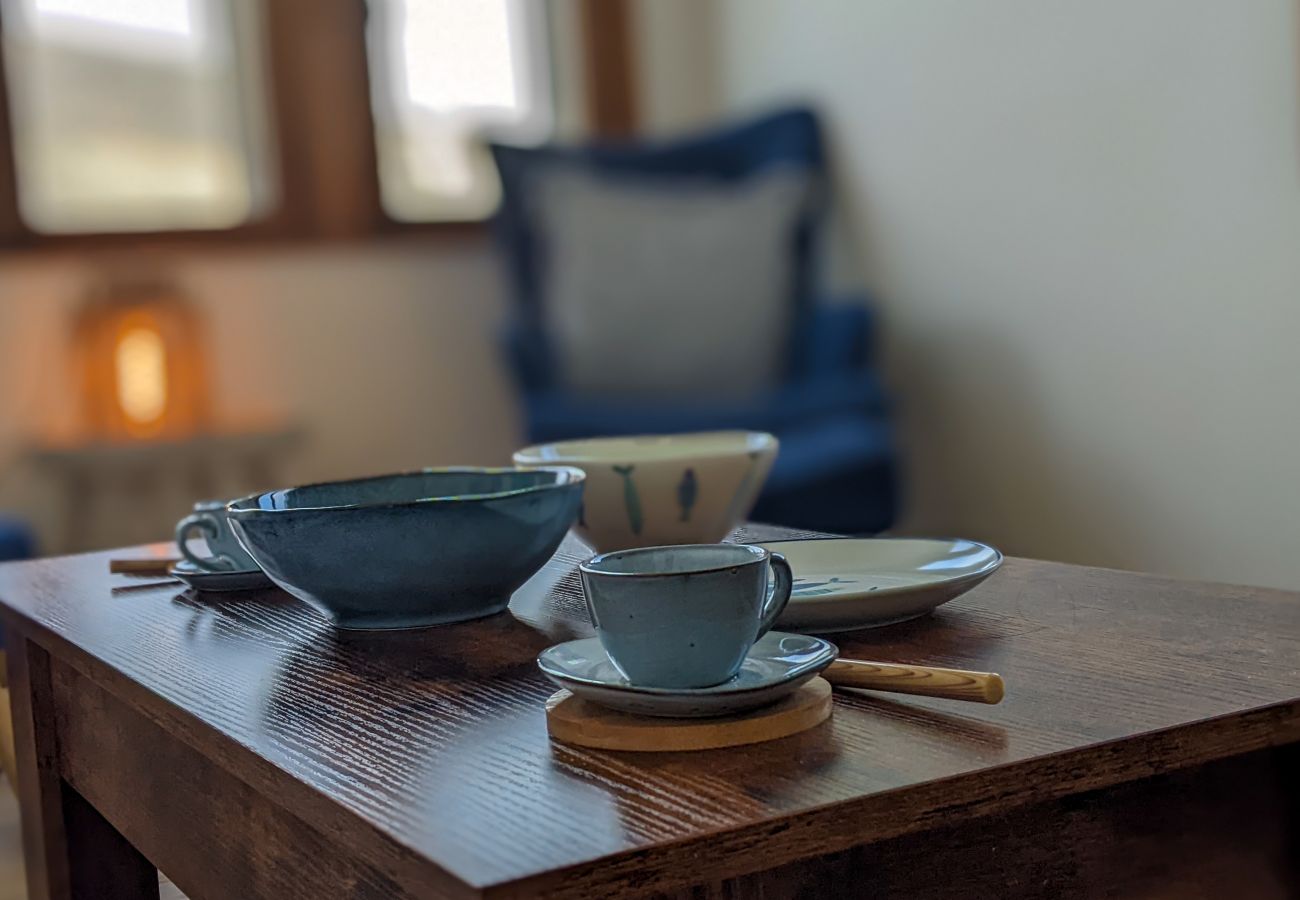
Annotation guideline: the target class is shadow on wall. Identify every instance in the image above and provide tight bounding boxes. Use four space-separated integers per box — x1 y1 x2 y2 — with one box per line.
816 112 1175 574
892 320 1161 572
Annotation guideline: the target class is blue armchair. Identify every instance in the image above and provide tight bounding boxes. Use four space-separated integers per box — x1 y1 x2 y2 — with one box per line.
490 108 899 534
0 517 32 563
0 515 33 688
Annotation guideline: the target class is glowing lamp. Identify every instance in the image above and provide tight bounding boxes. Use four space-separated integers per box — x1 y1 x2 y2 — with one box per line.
74 282 210 442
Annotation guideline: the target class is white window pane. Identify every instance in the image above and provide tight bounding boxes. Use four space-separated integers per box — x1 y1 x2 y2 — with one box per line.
0 0 271 233
366 0 552 222
33 0 194 39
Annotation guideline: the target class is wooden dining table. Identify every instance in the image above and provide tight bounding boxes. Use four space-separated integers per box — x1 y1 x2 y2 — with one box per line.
0 524 1297 899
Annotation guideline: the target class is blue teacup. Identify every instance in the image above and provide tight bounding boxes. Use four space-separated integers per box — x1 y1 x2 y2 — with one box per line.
578 543 793 689
175 500 259 572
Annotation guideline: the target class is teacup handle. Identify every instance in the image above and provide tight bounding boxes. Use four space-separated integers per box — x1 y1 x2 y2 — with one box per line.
175 513 236 572
756 552 793 640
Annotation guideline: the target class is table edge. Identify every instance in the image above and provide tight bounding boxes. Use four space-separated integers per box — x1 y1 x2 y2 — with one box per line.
484 700 1300 898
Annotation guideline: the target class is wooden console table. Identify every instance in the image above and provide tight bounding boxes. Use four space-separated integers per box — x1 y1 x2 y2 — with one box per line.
26 428 302 553
0 525 1297 899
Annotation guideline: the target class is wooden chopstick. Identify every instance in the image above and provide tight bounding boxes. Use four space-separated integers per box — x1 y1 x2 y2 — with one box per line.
109 558 181 576
823 658 1005 704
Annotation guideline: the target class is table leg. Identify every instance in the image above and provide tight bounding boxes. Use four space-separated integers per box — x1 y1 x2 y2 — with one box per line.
7 634 159 900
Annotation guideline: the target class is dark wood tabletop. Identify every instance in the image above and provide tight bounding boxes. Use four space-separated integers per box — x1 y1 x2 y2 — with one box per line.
2 524 1299 899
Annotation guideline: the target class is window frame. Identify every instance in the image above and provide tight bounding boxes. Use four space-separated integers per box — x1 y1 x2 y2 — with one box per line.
0 0 635 253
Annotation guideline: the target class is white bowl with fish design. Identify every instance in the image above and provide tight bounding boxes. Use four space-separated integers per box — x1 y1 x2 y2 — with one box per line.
513 432 777 552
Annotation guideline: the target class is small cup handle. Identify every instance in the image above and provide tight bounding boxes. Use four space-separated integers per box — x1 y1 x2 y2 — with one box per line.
756 552 793 640
175 513 235 572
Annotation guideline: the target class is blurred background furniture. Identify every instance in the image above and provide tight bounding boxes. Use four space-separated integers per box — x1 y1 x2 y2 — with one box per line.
0 519 32 565
492 108 899 534
25 428 302 554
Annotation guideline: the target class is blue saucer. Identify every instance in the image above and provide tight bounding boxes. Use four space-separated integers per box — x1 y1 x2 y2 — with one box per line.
170 561 275 593
537 632 837 718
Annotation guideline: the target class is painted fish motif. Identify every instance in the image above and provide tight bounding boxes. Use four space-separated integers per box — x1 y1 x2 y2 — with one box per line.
721 449 763 527
612 465 643 535
677 468 697 522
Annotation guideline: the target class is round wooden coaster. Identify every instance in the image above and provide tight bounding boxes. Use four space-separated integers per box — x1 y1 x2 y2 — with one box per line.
545 677 833 752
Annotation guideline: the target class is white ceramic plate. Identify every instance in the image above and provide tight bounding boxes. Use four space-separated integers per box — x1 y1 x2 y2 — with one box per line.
170 561 275 593
761 538 1002 633
537 632 838 718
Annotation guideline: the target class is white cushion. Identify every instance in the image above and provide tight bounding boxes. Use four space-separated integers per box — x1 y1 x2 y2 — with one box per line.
532 167 811 398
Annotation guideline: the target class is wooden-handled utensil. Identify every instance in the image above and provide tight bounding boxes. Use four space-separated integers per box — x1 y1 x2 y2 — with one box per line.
823 658 1005 704
109 558 180 576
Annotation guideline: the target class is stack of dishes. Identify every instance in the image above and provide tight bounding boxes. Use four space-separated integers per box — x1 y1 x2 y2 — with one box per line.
536 537 1002 719
539 631 838 718
150 430 1004 728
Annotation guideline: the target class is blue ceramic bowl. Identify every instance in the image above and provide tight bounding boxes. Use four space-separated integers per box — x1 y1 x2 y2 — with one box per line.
227 467 584 630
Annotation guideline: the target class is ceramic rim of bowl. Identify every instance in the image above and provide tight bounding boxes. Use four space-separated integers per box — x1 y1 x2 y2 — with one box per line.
513 430 777 465
226 466 586 515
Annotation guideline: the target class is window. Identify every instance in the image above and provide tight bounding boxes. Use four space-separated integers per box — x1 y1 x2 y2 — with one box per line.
0 0 624 245
365 0 552 222
0 0 271 233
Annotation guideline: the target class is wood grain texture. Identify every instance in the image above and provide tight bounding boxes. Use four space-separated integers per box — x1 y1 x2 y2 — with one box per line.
824 658 1004 704
51 659 422 900
7 638 70 900
6 638 160 900
545 678 832 752
0 525 1298 898
658 746 1299 899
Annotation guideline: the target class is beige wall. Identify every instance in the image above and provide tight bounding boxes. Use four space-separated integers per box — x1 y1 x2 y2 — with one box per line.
691 0 1300 588
632 0 720 136
0 240 522 549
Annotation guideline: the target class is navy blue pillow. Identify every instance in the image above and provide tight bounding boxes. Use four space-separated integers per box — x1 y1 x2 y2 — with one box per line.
490 107 828 376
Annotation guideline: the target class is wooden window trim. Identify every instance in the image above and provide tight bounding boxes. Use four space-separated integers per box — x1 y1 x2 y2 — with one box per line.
579 0 639 138
0 5 26 247
0 0 638 255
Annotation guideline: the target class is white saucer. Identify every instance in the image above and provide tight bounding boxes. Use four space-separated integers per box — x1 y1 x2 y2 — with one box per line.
169 561 275 593
537 632 838 718
761 538 1002 633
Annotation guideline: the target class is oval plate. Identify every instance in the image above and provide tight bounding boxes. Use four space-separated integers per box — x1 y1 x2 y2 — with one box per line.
761 538 1002 633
